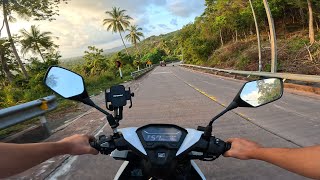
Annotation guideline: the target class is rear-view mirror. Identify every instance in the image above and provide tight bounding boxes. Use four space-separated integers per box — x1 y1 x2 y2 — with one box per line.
44 66 87 99
239 78 283 107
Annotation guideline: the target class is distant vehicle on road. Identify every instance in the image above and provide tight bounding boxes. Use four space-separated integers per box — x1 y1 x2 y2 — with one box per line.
160 61 166 66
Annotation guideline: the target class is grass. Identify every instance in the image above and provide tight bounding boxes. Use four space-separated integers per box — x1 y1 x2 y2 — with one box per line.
287 37 309 53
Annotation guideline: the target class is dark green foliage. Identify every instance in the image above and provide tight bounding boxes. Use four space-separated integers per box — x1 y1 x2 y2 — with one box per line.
141 48 166 64
81 46 109 76
0 54 59 108
0 0 69 21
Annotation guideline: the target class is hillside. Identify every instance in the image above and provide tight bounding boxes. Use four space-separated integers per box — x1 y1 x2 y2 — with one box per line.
120 0 320 76
204 31 320 75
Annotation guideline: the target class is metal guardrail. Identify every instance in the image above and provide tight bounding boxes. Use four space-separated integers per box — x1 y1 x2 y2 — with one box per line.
0 95 58 135
131 65 155 79
180 64 320 83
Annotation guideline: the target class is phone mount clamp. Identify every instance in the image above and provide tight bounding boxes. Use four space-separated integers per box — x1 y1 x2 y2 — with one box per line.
105 85 134 123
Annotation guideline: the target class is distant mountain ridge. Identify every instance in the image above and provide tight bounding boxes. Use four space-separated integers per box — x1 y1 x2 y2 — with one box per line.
103 44 131 55
61 44 132 62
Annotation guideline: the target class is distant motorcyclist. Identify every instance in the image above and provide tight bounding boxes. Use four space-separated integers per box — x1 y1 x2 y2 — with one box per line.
0 134 98 178
224 138 320 179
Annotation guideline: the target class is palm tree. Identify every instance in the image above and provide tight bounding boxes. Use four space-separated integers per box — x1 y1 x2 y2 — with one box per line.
125 25 144 56
103 7 132 55
20 25 57 62
2 0 29 78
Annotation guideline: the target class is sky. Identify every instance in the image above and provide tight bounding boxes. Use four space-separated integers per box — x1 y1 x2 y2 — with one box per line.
1 0 205 58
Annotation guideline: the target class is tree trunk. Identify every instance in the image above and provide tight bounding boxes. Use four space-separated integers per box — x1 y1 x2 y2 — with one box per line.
307 0 315 45
249 0 262 72
316 20 319 32
0 52 14 83
263 0 277 73
283 12 287 39
36 44 46 62
219 28 224 46
2 1 29 78
292 15 295 24
119 31 129 56
235 30 238 42
135 44 142 58
0 19 4 37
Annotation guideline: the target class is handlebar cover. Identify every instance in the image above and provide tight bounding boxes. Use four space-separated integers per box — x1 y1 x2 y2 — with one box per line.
89 139 100 151
89 135 116 155
207 137 231 157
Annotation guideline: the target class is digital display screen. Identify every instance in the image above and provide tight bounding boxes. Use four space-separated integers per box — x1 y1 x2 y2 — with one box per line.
141 127 182 142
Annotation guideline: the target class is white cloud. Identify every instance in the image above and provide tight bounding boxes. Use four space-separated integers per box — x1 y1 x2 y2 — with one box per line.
241 90 260 107
167 0 205 17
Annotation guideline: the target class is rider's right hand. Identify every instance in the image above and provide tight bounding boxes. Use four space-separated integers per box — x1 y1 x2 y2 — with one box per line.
58 134 99 155
223 138 262 160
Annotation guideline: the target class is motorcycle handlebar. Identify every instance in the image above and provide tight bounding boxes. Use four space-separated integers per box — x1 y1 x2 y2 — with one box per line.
225 142 232 152
206 137 231 156
89 135 116 155
189 136 231 160
89 139 100 151
90 133 232 159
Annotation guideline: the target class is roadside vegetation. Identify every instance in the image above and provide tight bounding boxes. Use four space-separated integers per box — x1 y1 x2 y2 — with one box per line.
176 0 320 74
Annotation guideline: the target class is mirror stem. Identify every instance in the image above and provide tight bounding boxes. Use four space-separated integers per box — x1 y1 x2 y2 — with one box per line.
203 101 238 139
209 101 238 126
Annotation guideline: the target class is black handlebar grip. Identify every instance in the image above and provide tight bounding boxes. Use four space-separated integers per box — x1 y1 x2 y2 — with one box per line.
89 139 100 151
224 142 232 152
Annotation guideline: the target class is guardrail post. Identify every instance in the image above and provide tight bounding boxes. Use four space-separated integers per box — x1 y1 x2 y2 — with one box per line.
39 116 50 137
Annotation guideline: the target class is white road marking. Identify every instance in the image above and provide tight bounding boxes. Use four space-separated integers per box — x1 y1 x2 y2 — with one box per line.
47 156 78 180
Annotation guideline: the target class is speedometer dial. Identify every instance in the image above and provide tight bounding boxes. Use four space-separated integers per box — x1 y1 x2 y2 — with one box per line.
141 126 182 142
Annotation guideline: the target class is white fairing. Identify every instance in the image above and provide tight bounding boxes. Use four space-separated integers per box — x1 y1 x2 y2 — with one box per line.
176 128 203 156
191 160 206 180
118 127 147 155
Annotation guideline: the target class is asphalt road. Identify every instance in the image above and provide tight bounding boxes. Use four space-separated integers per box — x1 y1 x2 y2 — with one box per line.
46 64 320 180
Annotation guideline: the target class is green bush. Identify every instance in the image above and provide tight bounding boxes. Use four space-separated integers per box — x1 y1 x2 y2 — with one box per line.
287 38 309 53
122 64 135 76
235 55 250 69
163 55 179 62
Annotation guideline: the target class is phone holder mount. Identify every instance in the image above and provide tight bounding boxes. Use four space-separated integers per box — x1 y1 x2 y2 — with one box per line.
105 85 134 122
